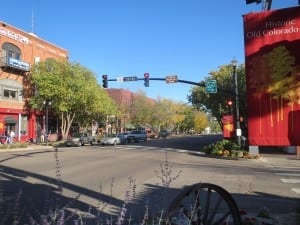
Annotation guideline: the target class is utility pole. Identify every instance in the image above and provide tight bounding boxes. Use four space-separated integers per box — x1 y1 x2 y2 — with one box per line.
232 59 241 146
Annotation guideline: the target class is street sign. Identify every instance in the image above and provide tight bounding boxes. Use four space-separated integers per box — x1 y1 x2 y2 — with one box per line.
166 75 178 83
123 76 138 82
116 77 124 83
205 80 217 93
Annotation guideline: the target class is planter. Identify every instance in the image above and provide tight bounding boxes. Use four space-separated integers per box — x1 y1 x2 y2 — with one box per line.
237 151 244 158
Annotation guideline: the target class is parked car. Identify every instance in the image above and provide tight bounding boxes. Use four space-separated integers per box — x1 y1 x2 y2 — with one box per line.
127 130 148 142
66 132 97 147
158 129 172 139
121 132 128 139
100 134 127 145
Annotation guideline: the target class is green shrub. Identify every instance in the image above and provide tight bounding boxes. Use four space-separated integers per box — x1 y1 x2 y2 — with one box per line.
202 139 243 157
0 142 28 149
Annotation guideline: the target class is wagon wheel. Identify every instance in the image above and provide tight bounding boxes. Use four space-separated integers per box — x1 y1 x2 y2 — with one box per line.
165 183 242 225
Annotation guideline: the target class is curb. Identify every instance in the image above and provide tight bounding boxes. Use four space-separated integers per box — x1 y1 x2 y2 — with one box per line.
0 145 54 152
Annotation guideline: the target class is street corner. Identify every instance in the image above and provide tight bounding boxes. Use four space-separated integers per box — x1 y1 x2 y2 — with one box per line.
0 143 54 152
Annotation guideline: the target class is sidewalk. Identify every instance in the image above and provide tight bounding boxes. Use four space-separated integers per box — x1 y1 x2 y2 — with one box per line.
0 143 54 152
260 151 300 168
255 150 300 225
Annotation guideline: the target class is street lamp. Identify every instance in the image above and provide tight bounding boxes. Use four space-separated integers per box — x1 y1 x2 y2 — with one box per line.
232 59 241 146
43 100 52 145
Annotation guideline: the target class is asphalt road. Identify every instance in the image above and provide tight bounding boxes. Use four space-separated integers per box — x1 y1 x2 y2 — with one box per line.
0 134 299 224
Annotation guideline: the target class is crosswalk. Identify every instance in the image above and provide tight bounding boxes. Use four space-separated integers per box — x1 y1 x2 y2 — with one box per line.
109 145 164 151
105 144 206 155
270 166 300 195
100 145 300 195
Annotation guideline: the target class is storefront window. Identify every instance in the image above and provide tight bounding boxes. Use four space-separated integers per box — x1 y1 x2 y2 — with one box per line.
21 115 28 135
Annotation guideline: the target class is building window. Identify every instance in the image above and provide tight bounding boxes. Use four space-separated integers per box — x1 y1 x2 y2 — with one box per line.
3 89 17 99
0 79 23 101
2 42 21 60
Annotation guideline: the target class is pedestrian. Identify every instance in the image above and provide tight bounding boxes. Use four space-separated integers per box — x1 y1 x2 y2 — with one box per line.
40 128 45 143
9 130 15 144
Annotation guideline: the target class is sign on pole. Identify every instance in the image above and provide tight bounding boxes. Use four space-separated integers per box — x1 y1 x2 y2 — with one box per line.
205 80 217 93
117 77 124 83
123 76 138 82
166 75 178 83
223 115 234 138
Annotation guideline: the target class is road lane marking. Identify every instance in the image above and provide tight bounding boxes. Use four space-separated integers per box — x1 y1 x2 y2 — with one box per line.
276 173 300 176
265 165 300 169
291 188 300 194
280 178 300 184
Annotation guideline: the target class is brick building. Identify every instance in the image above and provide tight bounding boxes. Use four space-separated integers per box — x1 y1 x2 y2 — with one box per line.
106 88 136 132
0 21 68 142
106 88 135 108
106 88 155 132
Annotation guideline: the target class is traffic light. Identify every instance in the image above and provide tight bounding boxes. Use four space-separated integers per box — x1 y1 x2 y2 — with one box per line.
246 0 261 4
227 100 233 106
144 73 149 87
102 75 108 88
227 100 233 114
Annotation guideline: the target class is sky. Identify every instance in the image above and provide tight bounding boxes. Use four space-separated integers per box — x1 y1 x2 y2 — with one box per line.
1 0 298 103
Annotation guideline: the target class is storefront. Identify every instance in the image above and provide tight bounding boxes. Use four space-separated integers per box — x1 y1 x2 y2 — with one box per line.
0 108 27 142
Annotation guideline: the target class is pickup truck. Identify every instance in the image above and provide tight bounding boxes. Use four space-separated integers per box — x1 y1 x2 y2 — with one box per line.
127 130 148 142
66 132 97 147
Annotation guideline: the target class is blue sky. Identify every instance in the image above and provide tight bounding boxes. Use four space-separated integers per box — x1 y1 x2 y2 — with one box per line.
1 0 298 103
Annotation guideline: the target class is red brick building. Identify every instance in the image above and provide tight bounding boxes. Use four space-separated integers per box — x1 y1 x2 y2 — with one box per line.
0 21 68 142
106 88 136 132
106 88 155 132
106 88 136 108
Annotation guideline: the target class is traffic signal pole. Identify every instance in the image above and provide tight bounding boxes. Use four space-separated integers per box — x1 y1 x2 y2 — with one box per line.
103 76 235 95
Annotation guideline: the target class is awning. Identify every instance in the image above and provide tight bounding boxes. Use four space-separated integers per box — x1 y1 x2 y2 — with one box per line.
5 116 17 124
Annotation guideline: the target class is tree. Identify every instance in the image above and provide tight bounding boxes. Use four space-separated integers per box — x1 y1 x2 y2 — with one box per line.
194 111 209 133
188 63 246 132
149 98 185 132
28 59 117 140
180 107 194 133
131 90 154 128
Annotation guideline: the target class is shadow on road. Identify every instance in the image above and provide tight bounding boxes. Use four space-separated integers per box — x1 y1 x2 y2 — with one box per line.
1 162 299 225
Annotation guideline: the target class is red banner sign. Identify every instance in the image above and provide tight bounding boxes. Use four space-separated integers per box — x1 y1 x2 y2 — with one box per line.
223 115 234 138
243 6 300 146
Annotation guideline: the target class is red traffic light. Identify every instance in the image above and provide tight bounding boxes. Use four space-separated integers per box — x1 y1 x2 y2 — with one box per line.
144 73 149 87
227 100 233 106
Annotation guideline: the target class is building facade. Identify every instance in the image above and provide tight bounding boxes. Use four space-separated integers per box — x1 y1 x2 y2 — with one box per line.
0 21 68 142
106 88 155 132
106 88 136 132
106 88 135 108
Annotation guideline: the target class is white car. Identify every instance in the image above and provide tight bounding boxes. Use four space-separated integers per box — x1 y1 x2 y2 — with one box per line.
100 134 127 146
66 133 95 147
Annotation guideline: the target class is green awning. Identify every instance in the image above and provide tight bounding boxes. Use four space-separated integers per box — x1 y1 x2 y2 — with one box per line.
5 116 17 124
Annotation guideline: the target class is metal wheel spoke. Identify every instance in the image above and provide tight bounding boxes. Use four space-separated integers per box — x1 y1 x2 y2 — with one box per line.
207 195 223 225
166 183 242 225
212 211 231 225
191 189 201 224
202 187 211 224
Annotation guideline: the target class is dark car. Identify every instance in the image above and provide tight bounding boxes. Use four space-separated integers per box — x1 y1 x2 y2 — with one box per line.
127 130 148 142
158 130 172 139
